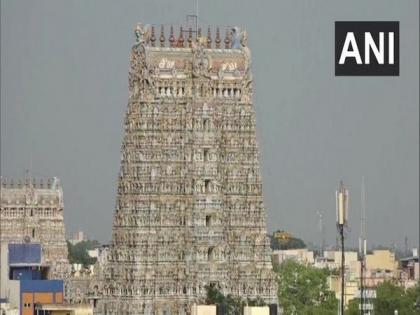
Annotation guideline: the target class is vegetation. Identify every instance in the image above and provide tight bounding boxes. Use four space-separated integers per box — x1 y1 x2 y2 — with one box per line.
67 240 100 266
205 283 265 314
270 231 306 250
276 260 338 315
346 282 420 315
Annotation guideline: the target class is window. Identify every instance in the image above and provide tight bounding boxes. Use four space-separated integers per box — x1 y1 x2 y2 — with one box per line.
32 228 35 238
208 247 214 260
205 180 211 193
205 215 211 227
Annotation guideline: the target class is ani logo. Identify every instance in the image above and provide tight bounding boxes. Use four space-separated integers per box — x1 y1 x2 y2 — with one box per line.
335 21 399 76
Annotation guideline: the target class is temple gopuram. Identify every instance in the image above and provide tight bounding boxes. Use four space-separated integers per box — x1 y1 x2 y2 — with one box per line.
99 23 278 314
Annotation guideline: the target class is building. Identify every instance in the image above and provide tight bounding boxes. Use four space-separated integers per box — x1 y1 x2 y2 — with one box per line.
0 177 69 279
399 248 419 289
191 305 216 315
364 249 398 287
68 232 86 246
1 297 19 315
34 304 93 315
272 248 314 266
190 305 272 315
0 243 64 315
99 23 278 314
314 251 360 306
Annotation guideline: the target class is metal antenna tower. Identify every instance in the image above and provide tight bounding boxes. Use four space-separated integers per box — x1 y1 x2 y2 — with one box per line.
336 180 349 315
359 176 367 315
316 210 325 256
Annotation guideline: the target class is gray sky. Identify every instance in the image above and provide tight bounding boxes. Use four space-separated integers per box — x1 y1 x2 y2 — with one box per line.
1 0 418 249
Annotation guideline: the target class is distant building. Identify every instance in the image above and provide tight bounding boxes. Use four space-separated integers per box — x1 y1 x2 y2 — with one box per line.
272 248 314 265
33 304 93 315
0 243 64 315
243 306 271 315
315 250 360 279
364 249 398 287
68 232 86 246
0 298 19 315
190 305 272 315
1 242 94 315
0 177 69 278
87 249 98 259
399 248 419 289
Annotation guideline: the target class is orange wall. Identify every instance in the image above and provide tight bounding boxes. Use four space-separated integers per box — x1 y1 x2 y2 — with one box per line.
22 292 62 315
34 292 54 304
22 293 33 315
55 292 63 303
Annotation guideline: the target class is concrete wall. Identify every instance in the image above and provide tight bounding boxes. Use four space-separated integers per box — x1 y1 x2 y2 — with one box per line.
272 249 314 265
1 243 21 310
0 302 19 315
366 250 398 273
50 308 93 315
1 243 9 298
243 306 270 315
191 305 216 315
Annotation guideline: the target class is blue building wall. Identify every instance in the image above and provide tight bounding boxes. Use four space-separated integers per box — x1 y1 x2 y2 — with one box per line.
20 280 63 293
8 244 41 265
11 268 41 280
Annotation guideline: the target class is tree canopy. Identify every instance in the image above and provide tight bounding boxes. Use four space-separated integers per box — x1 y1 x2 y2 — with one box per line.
347 281 420 315
67 240 100 266
205 284 266 314
276 259 338 315
270 231 306 250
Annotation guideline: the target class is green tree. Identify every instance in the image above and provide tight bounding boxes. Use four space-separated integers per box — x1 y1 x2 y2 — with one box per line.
270 231 306 250
346 298 359 315
375 281 420 315
67 240 100 266
205 284 265 314
276 260 338 315
346 282 420 315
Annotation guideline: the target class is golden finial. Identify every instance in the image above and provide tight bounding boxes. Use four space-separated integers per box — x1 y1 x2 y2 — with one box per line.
207 27 212 48
224 28 231 49
159 25 165 47
188 27 193 48
150 26 156 47
215 27 221 48
169 25 175 47
197 27 202 42
178 27 185 48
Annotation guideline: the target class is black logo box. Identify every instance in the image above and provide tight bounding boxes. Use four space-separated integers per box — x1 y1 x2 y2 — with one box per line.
335 21 399 76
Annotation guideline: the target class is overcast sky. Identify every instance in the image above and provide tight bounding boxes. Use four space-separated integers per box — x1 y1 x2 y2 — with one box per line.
1 0 418 250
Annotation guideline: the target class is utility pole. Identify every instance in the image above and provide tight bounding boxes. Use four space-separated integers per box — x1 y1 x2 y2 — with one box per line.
316 210 325 256
359 177 367 315
336 181 349 315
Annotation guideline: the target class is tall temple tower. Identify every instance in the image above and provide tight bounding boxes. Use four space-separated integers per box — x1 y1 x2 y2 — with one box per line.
100 24 277 314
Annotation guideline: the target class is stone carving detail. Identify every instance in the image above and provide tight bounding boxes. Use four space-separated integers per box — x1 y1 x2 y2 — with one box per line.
98 23 277 315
